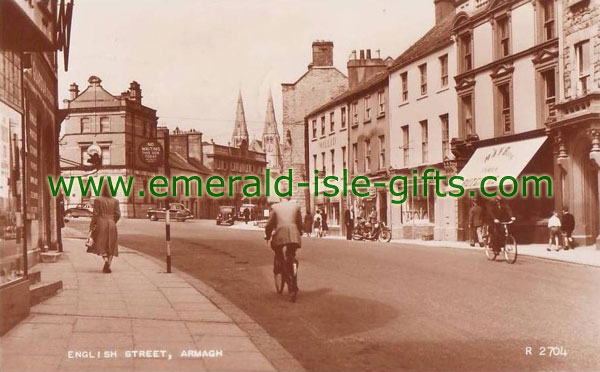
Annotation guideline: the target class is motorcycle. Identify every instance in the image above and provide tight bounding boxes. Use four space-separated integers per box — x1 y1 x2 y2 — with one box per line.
353 218 392 242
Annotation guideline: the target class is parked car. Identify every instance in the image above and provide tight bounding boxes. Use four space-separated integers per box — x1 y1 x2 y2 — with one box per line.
216 206 235 226
64 203 93 218
147 203 193 222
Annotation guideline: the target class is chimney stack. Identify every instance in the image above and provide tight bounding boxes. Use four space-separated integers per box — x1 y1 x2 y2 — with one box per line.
434 0 456 24
128 81 142 103
311 41 334 67
69 83 79 100
347 48 387 89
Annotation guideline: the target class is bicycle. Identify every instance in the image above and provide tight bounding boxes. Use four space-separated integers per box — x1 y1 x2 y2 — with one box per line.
271 244 299 302
482 220 517 264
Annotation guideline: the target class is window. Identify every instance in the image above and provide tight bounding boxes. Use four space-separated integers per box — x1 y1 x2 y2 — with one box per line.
101 146 110 165
341 146 347 169
312 119 317 139
461 94 474 136
541 0 555 41
126 141 132 165
320 116 326 136
420 120 428 163
542 69 556 121
351 102 359 124
377 91 385 115
364 96 371 121
401 72 408 102
365 139 371 172
496 17 510 58
80 146 90 164
352 143 358 173
330 112 335 132
378 135 385 170
419 64 428 95
330 149 335 175
402 125 409 166
440 55 448 88
81 117 91 133
321 151 326 174
576 40 590 96
341 107 347 128
313 154 317 172
440 114 450 159
460 33 473 72
497 83 512 134
100 117 110 132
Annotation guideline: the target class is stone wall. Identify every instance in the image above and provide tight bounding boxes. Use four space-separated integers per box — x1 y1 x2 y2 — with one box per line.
281 67 347 213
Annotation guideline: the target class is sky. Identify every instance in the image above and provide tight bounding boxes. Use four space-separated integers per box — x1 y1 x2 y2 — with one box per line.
58 0 435 145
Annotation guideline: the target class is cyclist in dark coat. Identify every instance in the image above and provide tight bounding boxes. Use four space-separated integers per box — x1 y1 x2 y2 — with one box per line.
488 196 515 253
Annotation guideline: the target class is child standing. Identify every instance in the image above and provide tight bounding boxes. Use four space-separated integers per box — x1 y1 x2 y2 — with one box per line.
547 211 562 252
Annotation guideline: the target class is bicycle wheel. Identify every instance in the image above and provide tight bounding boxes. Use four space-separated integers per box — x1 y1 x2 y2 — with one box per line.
503 235 517 264
483 236 496 261
379 229 392 243
273 257 285 294
288 260 298 302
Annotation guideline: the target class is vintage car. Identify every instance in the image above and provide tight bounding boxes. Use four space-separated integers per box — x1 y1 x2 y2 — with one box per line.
147 203 193 222
64 203 94 218
216 205 235 226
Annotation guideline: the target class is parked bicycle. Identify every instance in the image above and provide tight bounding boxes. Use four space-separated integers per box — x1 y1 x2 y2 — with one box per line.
482 220 517 263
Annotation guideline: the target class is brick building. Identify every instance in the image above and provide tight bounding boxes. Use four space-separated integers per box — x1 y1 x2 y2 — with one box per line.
59 76 159 218
281 41 348 213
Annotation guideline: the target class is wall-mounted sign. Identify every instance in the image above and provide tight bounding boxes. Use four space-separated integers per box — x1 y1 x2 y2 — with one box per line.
138 141 164 167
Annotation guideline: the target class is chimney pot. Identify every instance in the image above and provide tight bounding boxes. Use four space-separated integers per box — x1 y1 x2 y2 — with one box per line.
359 50 365 59
69 83 79 99
366 49 372 59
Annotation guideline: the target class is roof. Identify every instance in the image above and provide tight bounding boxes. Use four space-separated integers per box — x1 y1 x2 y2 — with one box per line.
388 13 456 72
169 152 210 175
307 71 389 117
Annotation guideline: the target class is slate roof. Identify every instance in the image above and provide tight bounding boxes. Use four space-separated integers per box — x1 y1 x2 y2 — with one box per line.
169 152 210 175
389 13 456 72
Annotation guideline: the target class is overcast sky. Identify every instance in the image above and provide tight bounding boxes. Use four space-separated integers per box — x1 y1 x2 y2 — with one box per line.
58 0 435 145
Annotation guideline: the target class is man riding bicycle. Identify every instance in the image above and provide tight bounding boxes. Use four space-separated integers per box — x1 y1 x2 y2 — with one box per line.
488 196 516 254
265 194 303 301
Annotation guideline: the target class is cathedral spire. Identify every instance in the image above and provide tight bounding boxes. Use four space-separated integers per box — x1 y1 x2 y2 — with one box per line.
231 90 249 148
262 89 282 170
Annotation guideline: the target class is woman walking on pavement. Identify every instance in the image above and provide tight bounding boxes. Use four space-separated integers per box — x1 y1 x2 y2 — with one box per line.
88 183 121 273
304 211 313 237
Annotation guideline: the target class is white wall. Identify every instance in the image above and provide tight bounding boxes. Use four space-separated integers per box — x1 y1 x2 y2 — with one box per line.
511 1 535 55
473 22 493 69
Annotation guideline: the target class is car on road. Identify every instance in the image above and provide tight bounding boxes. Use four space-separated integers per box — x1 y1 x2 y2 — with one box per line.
64 203 93 219
147 203 193 222
216 206 235 225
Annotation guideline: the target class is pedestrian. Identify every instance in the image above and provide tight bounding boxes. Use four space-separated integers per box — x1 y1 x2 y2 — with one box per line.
313 210 322 237
88 183 121 273
368 207 377 237
561 206 575 250
468 200 484 247
304 211 313 237
344 206 355 240
547 211 562 252
321 209 328 237
243 207 250 224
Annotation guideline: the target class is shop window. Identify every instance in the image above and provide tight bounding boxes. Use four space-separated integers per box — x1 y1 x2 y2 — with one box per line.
400 184 435 225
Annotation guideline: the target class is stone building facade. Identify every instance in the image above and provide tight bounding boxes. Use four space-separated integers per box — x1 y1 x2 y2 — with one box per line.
281 41 348 213
548 0 600 248
59 76 158 218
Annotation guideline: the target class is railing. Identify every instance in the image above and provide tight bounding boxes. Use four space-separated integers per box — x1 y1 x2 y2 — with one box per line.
502 108 511 133
545 98 556 121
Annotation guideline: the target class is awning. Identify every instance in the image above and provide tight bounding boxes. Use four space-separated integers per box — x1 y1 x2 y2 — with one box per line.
457 136 547 189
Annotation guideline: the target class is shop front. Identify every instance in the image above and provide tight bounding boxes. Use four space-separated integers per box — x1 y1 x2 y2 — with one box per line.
456 135 554 244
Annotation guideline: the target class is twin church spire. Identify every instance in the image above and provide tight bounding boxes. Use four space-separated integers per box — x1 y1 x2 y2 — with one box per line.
230 89 282 171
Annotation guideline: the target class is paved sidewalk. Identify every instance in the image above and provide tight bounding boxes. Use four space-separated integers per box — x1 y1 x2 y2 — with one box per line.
0 237 277 372
231 222 600 267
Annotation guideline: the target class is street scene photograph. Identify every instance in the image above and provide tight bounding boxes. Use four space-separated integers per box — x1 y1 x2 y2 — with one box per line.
1 0 600 371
